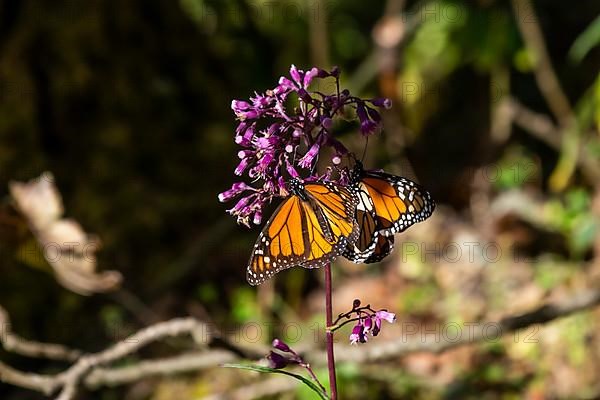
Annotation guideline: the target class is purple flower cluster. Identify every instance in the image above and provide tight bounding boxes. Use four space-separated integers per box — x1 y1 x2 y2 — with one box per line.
331 299 396 345
219 65 392 226
349 310 396 345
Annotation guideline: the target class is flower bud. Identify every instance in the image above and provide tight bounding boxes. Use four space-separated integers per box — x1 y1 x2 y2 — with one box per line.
272 338 292 352
370 97 392 109
321 117 333 130
267 351 290 369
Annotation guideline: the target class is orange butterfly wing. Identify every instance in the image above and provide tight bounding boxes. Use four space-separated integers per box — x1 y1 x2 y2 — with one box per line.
361 172 435 237
301 183 359 268
247 181 358 285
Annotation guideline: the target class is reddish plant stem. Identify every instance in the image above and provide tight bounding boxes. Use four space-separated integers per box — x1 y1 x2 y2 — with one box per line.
324 263 338 399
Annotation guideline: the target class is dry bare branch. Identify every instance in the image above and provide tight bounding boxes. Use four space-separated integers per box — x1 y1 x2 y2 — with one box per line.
0 317 212 399
511 0 574 126
0 305 81 362
2 287 600 399
329 287 600 363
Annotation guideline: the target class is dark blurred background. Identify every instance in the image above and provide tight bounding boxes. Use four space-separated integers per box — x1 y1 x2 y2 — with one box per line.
1 0 599 399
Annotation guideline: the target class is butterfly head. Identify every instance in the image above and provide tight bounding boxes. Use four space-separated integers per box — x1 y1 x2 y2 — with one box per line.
288 179 308 201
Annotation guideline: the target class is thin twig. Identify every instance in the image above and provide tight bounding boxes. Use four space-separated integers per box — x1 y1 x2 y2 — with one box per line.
511 0 573 126
0 305 82 362
85 350 236 388
506 97 600 183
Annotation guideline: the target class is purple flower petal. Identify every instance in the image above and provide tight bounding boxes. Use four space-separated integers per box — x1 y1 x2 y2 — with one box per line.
234 158 251 176
321 117 333 130
235 124 255 146
303 67 319 87
238 150 253 159
227 196 251 214
257 152 274 170
356 103 367 119
349 324 363 345
231 100 251 112
267 351 290 369
370 97 392 109
298 142 320 169
360 119 380 136
253 209 263 225
278 76 296 91
236 109 259 120
363 317 373 335
372 319 381 336
252 93 272 109
272 338 292 352
376 310 396 323
290 64 303 85
218 182 253 203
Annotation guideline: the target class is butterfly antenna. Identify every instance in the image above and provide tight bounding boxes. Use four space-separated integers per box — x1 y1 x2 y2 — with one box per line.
311 153 320 176
360 136 369 162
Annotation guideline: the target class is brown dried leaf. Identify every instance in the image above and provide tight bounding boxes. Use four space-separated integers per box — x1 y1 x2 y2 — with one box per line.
9 173 121 295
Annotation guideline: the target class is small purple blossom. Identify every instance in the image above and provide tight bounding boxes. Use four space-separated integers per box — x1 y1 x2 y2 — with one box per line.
262 338 328 396
356 102 382 136
267 351 291 369
219 65 392 226
272 338 292 353
349 323 364 345
363 316 373 335
218 182 254 203
298 142 320 169
370 97 393 109
375 310 396 324
331 299 397 345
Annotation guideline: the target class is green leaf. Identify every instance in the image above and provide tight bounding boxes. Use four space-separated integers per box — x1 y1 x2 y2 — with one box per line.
222 363 330 400
568 15 600 63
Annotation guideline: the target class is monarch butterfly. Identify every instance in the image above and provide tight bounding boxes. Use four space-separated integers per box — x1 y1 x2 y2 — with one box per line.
247 179 359 285
343 161 435 263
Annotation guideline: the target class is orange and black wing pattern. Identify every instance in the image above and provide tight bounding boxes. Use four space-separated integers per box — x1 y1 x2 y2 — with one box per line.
301 182 359 268
343 181 394 263
363 234 394 264
247 180 358 285
360 169 435 237
344 161 434 263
